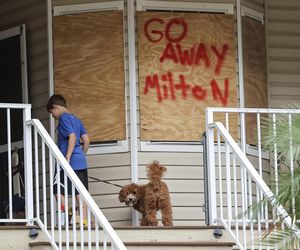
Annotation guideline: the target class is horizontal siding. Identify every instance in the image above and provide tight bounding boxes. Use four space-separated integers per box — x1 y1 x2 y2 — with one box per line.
108 207 205 226
86 151 131 225
267 9 300 21
241 0 264 11
271 84 300 96
269 61 300 71
267 0 300 8
138 152 203 165
266 0 300 107
53 0 111 6
269 48 300 58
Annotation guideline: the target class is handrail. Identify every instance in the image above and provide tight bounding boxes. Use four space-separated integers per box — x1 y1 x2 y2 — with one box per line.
211 122 293 227
206 107 300 114
206 121 300 249
27 119 127 250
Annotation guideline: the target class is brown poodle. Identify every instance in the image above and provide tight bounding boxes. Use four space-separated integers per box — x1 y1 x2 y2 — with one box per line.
118 161 173 226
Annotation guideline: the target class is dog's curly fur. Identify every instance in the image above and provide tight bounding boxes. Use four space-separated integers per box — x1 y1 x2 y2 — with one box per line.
118 161 173 226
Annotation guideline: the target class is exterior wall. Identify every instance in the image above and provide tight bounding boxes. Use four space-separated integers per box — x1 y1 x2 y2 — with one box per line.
51 0 132 225
0 0 49 126
134 0 265 226
3 0 299 228
49 0 268 226
266 0 300 107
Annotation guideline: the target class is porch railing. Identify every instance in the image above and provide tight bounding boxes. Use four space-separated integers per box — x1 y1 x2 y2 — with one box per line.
0 103 32 224
205 107 300 249
0 103 126 250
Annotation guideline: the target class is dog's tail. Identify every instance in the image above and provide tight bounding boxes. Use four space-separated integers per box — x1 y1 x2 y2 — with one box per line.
146 160 167 186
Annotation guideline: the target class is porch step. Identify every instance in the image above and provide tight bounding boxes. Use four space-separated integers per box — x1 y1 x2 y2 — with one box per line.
28 226 235 250
29 242 234 250
0 225 235 249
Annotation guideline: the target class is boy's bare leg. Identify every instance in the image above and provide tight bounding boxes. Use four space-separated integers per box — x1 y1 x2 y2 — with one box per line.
55 194 65 209
54 194 66 226
76 194 87 224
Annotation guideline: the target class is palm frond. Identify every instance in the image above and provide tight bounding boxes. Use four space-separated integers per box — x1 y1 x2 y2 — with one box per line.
258 226 300 250
244 105 300 248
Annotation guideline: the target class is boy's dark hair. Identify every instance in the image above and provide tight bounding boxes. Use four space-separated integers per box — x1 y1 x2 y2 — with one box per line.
46 94 67 112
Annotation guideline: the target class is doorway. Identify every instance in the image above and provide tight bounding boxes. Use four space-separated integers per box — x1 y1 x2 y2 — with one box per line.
0 25 28 218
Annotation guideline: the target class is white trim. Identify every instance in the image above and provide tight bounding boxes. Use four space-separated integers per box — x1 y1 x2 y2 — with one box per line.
47 0 55 139
86 140 128 155
137 0 234 14
141 141 203 152
206 107 300 114
140 140 270 158
0 103 31 109
241 6 264 24
127 0 138 182
237 0 245 108
245 144 269 159
128 0 140 226
20 25 28 103
0 140 24 154
0 26 20 40
53 1 124 16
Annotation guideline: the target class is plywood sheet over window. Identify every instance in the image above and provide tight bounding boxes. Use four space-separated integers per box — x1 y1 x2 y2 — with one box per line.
242 17 268 145
138 12 238 141
53 11 125 143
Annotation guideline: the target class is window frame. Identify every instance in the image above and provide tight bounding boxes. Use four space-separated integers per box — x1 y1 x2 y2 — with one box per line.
50 1 128 155
137 0 234 152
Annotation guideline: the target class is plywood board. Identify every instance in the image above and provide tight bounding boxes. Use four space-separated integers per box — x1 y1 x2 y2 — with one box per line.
53 11 125 142
242 17 268 145
137 12 238 141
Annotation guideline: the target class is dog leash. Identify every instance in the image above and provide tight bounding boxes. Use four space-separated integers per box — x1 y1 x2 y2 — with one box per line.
88 176 123 188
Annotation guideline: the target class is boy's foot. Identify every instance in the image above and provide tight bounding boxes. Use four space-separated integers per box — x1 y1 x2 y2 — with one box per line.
82 219 95 228
83 220 90 228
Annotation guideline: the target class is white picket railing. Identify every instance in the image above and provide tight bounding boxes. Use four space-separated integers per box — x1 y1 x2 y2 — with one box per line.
205 107 300 249
0 103 126 250
0 103 33 224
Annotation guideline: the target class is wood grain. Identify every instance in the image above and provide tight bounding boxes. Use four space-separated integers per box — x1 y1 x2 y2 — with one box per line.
53 11 126 142
242 17 268 145
138 12 238 141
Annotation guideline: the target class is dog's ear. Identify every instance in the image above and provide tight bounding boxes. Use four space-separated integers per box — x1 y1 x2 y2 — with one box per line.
118 188 125 203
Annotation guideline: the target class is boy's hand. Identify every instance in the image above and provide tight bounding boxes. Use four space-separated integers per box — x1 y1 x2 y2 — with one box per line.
66 156 71 163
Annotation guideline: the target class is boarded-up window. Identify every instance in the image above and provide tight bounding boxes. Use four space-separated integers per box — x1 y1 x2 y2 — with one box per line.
53 11 125 143
138 12 238 141
243 17 268 145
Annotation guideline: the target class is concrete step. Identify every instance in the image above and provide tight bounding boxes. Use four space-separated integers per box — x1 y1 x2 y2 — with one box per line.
0 225 235 249
29 242 234 250
28 226 235 250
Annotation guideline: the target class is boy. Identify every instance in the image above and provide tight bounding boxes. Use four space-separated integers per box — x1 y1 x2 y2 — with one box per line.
46 94 90 226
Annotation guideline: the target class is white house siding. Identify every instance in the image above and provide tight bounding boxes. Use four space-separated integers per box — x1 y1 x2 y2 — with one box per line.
49 0 269 226
266 0 300 107
0 0 49 127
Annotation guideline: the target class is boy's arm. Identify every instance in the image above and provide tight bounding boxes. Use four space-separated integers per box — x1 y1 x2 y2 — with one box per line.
66 133 76 162
81 134 90 154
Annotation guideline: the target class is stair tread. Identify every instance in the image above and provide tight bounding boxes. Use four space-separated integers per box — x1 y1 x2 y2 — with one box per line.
29 240 235 246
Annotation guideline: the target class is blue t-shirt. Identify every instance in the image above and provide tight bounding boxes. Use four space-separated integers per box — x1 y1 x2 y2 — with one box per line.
57 113 87 170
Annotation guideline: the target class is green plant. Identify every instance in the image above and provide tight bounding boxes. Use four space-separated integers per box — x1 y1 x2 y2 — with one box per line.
249 110 300 249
